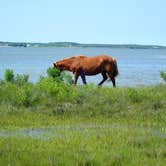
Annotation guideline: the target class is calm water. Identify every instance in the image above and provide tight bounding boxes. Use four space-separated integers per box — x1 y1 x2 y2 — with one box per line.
0 47 166 87
0 125 165 140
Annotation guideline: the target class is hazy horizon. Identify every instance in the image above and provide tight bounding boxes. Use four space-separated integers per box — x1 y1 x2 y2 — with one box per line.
1 41 166 47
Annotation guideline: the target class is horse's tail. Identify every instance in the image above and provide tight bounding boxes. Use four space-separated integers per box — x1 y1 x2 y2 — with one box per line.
112 58 119 77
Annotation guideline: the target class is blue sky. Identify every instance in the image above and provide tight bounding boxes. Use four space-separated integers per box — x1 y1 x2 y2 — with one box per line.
0 0 166 45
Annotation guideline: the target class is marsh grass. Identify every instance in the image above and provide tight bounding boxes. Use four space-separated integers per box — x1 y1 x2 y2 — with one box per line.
0 69 166 165
0 124 165 166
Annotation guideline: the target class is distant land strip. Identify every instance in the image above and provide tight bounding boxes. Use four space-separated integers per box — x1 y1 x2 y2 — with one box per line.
0 41 166 49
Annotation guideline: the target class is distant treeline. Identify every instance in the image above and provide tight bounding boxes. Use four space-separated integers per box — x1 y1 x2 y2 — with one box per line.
0 41 166 49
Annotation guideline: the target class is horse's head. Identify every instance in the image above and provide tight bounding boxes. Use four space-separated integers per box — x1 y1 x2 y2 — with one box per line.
53 61 64 72
53 58 74 72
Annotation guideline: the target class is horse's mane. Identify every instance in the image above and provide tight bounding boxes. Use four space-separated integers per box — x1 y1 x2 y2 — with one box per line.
65 55 86 59
59 55 87 63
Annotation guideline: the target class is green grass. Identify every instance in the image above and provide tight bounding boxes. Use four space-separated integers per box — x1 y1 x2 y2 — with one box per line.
0 78 166 165
0 126 165 166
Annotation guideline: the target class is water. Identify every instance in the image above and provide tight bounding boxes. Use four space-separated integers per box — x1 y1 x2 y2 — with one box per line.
0 125 165 140
0 47 166 87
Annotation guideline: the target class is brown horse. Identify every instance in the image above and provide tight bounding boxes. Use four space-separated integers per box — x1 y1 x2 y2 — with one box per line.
53 55 119 87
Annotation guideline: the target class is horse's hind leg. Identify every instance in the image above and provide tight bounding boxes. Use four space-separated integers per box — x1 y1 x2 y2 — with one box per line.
80 73 87 84
111 77 116 87
98 72 108 86
107 73 116 87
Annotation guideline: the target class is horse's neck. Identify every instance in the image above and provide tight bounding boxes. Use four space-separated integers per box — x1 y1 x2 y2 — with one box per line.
62 59 75 71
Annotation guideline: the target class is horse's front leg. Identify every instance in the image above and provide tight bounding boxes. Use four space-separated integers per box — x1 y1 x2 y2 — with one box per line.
80 72 87 84
74 72 79 85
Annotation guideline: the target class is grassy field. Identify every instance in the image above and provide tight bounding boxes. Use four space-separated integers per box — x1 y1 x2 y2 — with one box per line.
0 71 166 165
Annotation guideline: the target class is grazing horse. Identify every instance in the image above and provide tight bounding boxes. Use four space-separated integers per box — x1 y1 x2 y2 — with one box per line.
53 55 119 87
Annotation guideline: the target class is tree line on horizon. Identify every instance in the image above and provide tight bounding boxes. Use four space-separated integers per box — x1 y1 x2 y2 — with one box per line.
0 41 166 49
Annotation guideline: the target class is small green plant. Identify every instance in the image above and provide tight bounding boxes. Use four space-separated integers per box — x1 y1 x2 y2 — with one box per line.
46 67 73 84
4 69 29 85
15 74 29 85
47 67 63 82
0 79 4 85
61 72 73 84
160 71 166 82
127 88 141 103
4 69 14 82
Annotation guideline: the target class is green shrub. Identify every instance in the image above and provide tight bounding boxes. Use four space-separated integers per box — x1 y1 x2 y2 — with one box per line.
1 83 40 107
127 88 142 103
38 77 58 94
37 77 71 101
4 69 14 82
4 69 29 86
47 67 62 82
0 79 5 85
61 72 73 84
46 67 73 84
16 85 41 107
160 71 166 82
15 74 29 85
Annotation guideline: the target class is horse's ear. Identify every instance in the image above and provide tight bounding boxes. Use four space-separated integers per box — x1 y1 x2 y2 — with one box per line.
53 62 56 68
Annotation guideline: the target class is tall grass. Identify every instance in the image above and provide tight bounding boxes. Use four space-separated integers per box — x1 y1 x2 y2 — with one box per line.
0 69 166 123
0 69 166 165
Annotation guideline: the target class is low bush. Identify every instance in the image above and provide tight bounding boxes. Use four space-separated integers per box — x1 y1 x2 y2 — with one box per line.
4 69 14 82
127 88 142 103
0 69 166 119
4 69 29 85
46 67 63 82
160 71 166 82
46 67 72 84
15 74 29 85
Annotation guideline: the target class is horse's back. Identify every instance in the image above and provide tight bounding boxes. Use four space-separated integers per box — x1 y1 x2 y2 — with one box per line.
70 55 87 59
73 54 116 66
